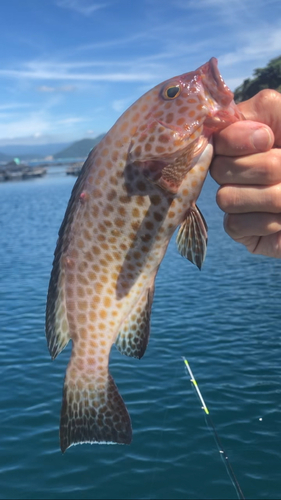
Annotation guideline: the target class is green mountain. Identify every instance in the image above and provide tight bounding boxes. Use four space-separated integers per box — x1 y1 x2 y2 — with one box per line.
234 55 281 103
0 142 70 159
54 135 105 159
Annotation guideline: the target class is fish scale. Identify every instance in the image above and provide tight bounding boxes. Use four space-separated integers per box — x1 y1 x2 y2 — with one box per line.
46 58 243 452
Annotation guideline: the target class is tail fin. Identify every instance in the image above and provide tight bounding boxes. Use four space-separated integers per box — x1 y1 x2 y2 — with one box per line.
60 371 132 453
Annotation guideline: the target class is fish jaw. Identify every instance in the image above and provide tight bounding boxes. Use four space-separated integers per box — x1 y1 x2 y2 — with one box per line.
199 57 233 107
127 58 242 195
182 57 243 132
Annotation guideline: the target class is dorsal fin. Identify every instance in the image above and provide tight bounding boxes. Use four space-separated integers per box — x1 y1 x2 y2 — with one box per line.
46 151 96 359
115 285 155 359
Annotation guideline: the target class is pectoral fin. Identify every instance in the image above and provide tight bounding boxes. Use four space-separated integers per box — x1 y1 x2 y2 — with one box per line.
141 142 198 195
176 205 208 269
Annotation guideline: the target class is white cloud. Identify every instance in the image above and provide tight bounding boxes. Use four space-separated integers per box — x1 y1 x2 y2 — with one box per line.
218 23 281 68
37 85 77 92
0 107 87 142
76 33 151 52
0 133 80 146
0 103 32 111
37 85 56 92
0 115 51 139
1 0 280 147
111 97 134 113
56 0 109 16
57 117 85 125
0 65 155 83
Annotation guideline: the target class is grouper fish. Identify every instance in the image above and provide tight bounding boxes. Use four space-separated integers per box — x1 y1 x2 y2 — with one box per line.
46 58 242 452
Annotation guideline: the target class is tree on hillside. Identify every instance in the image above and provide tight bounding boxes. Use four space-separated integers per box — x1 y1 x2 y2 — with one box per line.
234 55 281 103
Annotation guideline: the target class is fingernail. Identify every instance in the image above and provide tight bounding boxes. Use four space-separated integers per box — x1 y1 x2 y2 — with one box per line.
251 127 272 151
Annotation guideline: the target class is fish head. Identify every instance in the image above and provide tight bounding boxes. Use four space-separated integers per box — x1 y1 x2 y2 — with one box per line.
128 58 243 193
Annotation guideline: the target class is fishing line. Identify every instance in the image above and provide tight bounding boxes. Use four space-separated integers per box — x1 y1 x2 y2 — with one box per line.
182 357 245 500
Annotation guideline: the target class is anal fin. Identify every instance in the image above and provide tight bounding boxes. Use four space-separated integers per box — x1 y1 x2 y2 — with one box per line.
115 285 155 359
176 205 208 269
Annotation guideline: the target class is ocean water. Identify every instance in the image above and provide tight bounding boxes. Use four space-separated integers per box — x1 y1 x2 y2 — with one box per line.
0 169 281 500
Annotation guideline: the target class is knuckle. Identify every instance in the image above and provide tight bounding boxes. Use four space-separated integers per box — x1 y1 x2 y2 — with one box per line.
216 185 238 212
210 156 222 182
224 214 239 237
254 88 281 108
256 149 281 184
216 186 228 210
270 184 281 211
267 150 281 179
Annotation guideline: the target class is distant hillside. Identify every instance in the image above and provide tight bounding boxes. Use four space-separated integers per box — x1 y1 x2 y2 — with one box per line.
0 142 71 160
0 152 11 162
54 135 105 159
234 55 281 103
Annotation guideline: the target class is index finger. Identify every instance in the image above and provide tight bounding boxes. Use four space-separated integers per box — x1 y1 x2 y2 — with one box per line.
211 148 281 185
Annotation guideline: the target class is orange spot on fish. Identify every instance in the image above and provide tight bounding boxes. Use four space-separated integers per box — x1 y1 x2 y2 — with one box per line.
99 309 107 319
166 113 174 123
179 106 189 114
77 239 85 249
177 117 185 126
95 283 103 294
115 218 125 228
92 246 101 255
120 121 129 132
69 248 79 259
156 146 165 153
104 296 111 307
98 169 106 178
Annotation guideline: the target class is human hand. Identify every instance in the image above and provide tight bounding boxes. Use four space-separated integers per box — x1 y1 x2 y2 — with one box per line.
210 89 281 258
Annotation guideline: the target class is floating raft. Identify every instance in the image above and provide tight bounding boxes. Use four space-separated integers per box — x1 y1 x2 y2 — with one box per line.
0 160 47 182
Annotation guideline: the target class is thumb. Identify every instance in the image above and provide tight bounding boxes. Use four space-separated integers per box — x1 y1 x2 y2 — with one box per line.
238 89 281 147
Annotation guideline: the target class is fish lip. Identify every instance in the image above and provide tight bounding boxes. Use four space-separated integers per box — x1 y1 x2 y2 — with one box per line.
203 57 234 107
208 57 226 93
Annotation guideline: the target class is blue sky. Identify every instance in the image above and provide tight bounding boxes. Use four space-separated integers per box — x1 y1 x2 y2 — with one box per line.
1 0 281 146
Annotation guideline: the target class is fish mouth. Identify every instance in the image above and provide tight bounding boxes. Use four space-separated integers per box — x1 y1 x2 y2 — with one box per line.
203 57 234 108
208 58 226 93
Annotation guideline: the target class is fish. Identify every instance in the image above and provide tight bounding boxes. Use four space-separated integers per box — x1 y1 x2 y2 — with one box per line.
46 57 242 453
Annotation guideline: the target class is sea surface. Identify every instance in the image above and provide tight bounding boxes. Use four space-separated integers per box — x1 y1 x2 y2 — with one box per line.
1 168 281 500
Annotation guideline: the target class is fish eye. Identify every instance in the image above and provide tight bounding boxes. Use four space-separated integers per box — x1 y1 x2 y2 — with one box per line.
163 85 181 99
